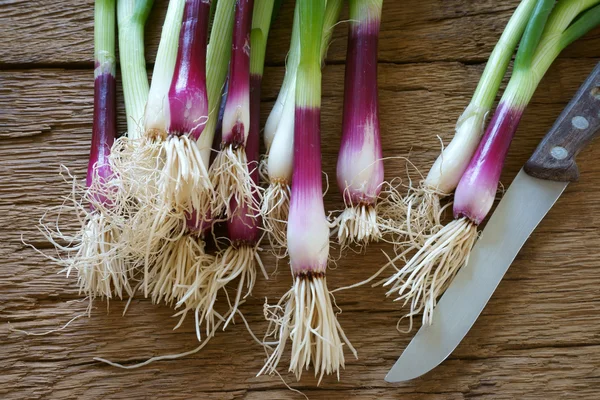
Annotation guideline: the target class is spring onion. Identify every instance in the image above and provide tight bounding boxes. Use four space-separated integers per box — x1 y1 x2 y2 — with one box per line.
82 0 122 298
261 0 343 250
138 0 238 340
334 0 384 247
384 0 600 328
174 0 275 339
37 0 153 301
209 0 259 218
259 0 356 382
112 0 213 223
388 0 538 246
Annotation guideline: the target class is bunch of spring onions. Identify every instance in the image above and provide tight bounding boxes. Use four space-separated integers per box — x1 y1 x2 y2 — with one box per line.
261 0 343 251
114 0 214 224
36 0 152 302
385 0 539 247
124 0 215 310
134 0 239 339
382 0 600 328
259 0 357 382
35 0 600 385
174 0 276 338
334 0 384 248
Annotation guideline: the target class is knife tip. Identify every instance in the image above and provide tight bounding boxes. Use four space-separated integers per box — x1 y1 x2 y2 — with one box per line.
384 363 424 383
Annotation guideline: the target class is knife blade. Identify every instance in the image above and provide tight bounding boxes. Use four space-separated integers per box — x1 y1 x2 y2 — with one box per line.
386 62 600 383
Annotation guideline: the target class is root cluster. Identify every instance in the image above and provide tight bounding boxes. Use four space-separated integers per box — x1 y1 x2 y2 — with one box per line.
259 275 357 383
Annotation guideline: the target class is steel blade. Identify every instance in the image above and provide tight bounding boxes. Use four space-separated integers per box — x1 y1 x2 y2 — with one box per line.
386 169 568 382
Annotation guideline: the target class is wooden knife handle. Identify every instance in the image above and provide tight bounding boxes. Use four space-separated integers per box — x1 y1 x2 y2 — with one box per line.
524 63 600 182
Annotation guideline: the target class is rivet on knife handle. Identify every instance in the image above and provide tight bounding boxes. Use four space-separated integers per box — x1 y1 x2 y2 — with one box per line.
524 62 600 182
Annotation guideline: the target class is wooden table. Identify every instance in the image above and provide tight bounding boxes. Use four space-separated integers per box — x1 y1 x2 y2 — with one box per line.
2 1 600 398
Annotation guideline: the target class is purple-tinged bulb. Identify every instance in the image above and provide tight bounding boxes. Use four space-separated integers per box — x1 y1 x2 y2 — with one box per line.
288 107 329 276
454 102 524 225
226 74 263 245
337 112 383 205
166 0 210 140
336 12 383 206
227 198 260 244
186 209 213 238
221 0 253 147
87 67 117 207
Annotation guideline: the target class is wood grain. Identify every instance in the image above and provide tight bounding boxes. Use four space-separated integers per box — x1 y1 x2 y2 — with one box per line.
2 1 600 399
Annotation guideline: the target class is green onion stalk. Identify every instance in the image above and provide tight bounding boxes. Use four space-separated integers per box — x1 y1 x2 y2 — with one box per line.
259 0 357 383
208 0 259 219
383 0 600 330
334 0 384 248
112 0 213 232
137 0 237 320
383 0 538 249
261 0 343 253
37 0 153 303
172 0 276 343
163 0 239 342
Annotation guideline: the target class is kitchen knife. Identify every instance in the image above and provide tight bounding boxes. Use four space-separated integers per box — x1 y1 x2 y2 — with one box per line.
386 62 600 383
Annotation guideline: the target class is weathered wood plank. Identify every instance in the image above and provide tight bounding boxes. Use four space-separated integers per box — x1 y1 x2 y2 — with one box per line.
3 58 600 398
2 1 599 66
3 1 600 398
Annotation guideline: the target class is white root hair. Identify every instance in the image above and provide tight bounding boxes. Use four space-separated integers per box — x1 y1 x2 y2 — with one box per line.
258 275 357 384
175 243 266 342
143 234 211 306
260 180 290 253
209 145 260 218
160 135 212 216
93 320 222 369
34 167 136 301
334 203 381 250
108 136 162 202
377 180 449 252
109 135 212 217
382 217 478 330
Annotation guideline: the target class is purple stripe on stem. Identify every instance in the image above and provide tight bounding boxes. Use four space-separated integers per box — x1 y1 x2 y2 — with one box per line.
222 0 253 146
227 74 262 244
453 102 524 224
167 0 210 140
288 106 328 275
210 76 229 166
336 15 383 205
87 71 117 208
292 107 323 203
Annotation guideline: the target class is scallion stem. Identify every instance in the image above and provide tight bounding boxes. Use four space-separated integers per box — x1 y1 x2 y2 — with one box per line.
335 0 384 247
144 0 185 138
260 0 356 382
167 0 211 140
89 0 117 201
261 0 343 250
209 0 259 218
262 1 301 150
197 0 237 164
320 0 343 64
117 0 153 139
